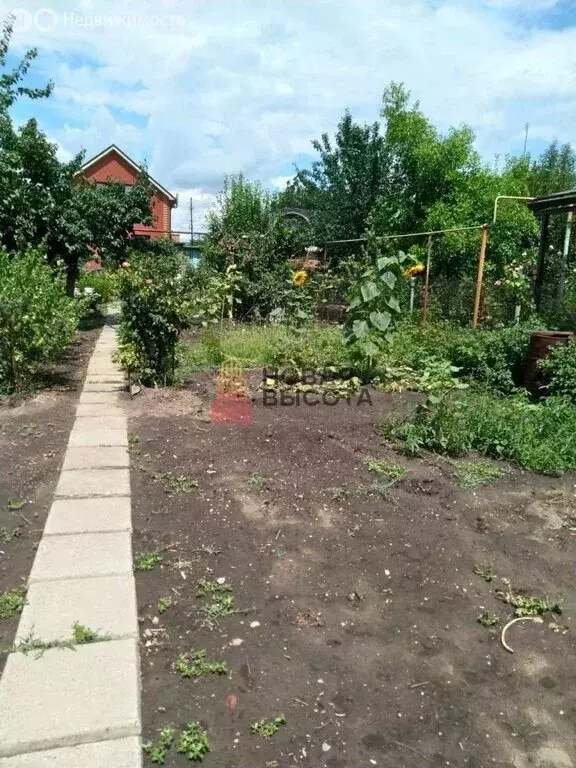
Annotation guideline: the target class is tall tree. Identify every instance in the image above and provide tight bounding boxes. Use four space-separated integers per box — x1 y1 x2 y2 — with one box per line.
530 140 576 196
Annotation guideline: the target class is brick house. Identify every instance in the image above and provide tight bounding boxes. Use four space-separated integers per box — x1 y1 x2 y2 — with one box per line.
76 144 178 240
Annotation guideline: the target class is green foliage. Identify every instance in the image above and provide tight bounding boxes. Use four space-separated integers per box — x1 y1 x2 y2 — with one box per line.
143 727 176 765
157 597 172 614
0 587 26 619
116 248 191 385
72 622 110 644
135 553 162 572
455 461 504 488
175 649 227 678
345 236 412 371
177 721 210 761
477 612 499 627
76 270 120 306
496 581 562 618
246 474 268 487
473 565 496 582
0 247 81 393
364 459 406 478
152 471 198 495
385 390 576 472
251 714 286 739
196 579 233 598
539 339 576 402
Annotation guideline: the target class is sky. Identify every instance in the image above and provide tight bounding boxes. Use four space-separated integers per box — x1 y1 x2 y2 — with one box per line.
2 0 576 234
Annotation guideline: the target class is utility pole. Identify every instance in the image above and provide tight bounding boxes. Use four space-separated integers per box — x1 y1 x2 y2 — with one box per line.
523 122 530 156
189 197 194 245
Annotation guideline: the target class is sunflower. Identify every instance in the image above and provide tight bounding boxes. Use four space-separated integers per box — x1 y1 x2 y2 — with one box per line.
293 270 309 287
404 263 425 278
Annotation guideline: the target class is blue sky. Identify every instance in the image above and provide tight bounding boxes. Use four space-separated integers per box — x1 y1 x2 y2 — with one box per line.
3 0 576 231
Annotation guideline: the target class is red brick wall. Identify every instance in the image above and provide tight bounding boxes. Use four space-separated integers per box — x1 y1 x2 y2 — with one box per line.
81 151 172 240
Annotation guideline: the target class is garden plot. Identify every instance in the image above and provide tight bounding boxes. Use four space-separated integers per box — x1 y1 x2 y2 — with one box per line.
130 382 576 768
0 323 101 671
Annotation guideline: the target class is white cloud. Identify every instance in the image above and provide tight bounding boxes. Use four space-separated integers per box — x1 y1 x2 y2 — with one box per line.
2 0 576 230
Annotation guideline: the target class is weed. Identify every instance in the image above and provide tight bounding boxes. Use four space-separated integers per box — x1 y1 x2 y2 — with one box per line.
563 515 576 532
0 526 21 543
128 434 141 455
143 726 176 765
72 622 110 644
157 597 172 614
201 596 236 625
477 612 499 627
251 714 286 739
0 588 26 620
327 487 348 501
6 499 25 511
135 553 162 572
364 458 406 478
496 580 562 617
196 579 232 598
473 564 495 583
175 649 227 678
246 473 268 488
455 460 504 488
152 472 198 495
11 631 74 658
177 721 210 761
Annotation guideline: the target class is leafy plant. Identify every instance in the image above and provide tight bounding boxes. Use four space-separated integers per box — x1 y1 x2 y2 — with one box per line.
0 526 20 543
473 565 495 583
152 472 198 495
157 597 172 615
143 726 176 765
364 458 406 478
0 587 26 619
477 612 499 627
175 649 228 678
539 339 576 402
251 714 286 739
455 461 504 488
196 579 233 598
135 553 162 572
72 622 111 644
201 596 236 625
177 721 210 761
6 499 25 511
246 474 268 487
496 581 562 618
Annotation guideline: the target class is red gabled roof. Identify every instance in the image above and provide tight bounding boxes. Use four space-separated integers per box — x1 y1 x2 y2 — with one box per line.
76 144 178 206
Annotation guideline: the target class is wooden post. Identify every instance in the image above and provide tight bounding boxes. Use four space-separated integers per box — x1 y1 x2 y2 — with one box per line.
472 224 489 328
555 210 573 316
422 234 432 323
534 213 549 311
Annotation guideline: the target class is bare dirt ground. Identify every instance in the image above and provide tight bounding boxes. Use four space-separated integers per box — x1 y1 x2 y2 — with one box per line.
0 320 102 667
129 374 576 768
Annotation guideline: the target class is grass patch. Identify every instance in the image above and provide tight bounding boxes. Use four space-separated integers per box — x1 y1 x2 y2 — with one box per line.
179 325 292 373
496 580 562 618
177 721 210 761
72 621 110 645
6 499 25 511
0 588 26 620
11 631 74 657
152 472 198 495
455 460 504 488
157 597 172 614
175 649 227 678
201 596 236 625
473 564 495 583
364 458 406 478
385 390 576 472
143 726 176 765
135 553 162 572
0 526 21 543
251 714 286 739
246 473 268 487
327 487 348 501
196 579 232 598
477 612 499 627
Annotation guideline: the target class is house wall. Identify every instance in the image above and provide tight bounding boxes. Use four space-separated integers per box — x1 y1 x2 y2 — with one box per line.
81 152 172 240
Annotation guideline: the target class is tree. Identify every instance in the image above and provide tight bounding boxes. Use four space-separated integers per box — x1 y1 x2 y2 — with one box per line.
530 140 576 197
0 15 52 112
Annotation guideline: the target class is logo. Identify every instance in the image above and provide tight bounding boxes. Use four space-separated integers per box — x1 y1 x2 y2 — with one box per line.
210 360 253 424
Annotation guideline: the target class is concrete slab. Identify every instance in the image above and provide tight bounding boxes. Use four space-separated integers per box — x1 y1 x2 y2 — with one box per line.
62 447 129 471
0 640 140 757
78 392 122 405
68 428 127 447
56 468 130 497
44 497 131 535
17 575 138 641
29 531 132 582
85 376 125 384
83 382 125 392
76 404 124 417
0 737 142 768
73 416 128 431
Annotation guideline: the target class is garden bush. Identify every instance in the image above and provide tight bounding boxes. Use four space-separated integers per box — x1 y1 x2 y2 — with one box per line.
0 247 81 393
76 270 120 306
385 390 576 472
539 339 576 402
116 249 191 385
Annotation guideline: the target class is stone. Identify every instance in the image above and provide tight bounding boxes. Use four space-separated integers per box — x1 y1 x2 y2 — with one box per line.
73 416 128 431
83 382 125 393
68 429 128 448
17 575 138 641
29 531 132 582
44 497 131 535
75 403 124 417
62 447 129 471
78 392 122 405
0 640 140 757
55 469 130 497
0 737 141 767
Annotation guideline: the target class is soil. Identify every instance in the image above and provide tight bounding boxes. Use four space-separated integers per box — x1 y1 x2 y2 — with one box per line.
0 320 102 667
129 375 576 768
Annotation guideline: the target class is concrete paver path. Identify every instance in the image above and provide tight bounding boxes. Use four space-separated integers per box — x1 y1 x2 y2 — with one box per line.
0 319 141 766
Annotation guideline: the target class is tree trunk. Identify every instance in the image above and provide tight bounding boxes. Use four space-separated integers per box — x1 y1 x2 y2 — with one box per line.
65 257 79 297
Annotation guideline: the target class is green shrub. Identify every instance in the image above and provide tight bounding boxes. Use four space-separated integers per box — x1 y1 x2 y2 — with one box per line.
76 270 119 306
0 247 81 393
385 390 576 472
539 339 576 402
116 249 191 385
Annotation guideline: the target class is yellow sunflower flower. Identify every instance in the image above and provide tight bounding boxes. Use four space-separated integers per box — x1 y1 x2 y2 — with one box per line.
404 263 425 278
293 270 309 287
